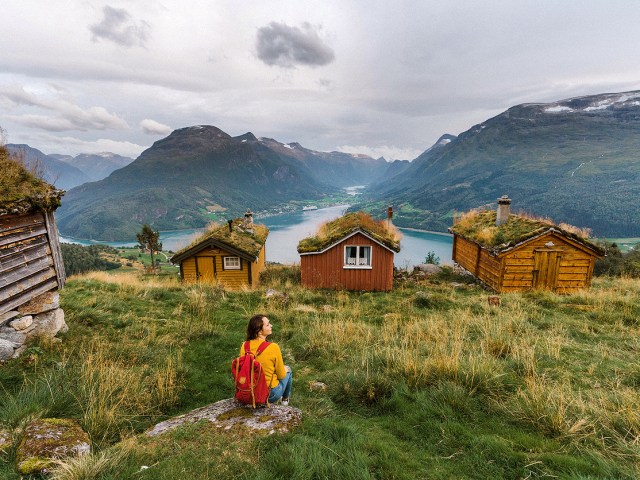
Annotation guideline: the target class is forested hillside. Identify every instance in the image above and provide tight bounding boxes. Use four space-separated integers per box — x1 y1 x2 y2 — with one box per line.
362 91 640 237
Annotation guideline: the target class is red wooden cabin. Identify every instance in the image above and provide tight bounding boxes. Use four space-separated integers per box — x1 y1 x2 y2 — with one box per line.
298 212 400 291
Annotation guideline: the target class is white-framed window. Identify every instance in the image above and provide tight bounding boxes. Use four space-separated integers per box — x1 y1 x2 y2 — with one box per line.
223 256 241 270
344 245 372 269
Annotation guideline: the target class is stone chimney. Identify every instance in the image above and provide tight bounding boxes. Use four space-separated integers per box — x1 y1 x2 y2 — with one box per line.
243 209 254 230
496 195 511 226
227 219 233 233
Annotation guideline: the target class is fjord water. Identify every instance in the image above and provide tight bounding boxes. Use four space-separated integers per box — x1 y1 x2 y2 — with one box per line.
61 205 453 268
260 205 453 267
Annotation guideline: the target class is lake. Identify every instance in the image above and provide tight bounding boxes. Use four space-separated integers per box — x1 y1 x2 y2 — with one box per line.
61 205 453 268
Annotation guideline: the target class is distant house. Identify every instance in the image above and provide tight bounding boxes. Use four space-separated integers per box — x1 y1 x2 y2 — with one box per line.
171 211 268 290
0 148 66 316
449 196 604 293
298 212 400 291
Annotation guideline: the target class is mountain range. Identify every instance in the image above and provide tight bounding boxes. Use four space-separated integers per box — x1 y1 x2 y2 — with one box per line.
50 152 133 183
18 89 640 241
56 126 391 241
361 91 640 237
6 144 133 190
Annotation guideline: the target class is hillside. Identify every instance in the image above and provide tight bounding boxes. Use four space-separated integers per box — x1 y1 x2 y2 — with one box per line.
51 152 134 182
0 268 639 479
57 126 389 241
6 144 89 190
362 91 640 237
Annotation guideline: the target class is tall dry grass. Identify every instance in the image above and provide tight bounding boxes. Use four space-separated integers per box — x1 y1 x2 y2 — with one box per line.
70 342 181 444
302 283 640 463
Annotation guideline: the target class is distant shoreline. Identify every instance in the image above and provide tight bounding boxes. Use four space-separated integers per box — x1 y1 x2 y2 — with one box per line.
398 226 453 237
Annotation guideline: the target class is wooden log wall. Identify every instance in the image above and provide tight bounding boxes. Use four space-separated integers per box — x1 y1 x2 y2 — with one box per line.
501 233 596 293
0 212 63 316
452 236 501 290
300 232 394 291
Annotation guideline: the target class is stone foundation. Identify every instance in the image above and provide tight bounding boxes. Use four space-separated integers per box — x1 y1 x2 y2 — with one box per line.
0 291 67 361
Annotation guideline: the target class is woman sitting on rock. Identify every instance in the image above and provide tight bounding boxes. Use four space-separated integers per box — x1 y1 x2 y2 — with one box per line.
243 314 292 406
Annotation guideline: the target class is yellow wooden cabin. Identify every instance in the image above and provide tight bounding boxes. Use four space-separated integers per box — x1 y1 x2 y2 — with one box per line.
171 215 268 290
449 197 604 294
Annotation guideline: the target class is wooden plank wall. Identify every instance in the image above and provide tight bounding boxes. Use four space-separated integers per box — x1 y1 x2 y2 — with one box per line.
501 233 595 293
300 232 394 291
251 246 266 287
452 236 501 290
451 236 479 275
44 210 66 289
180 246 263 290
0 212 59 315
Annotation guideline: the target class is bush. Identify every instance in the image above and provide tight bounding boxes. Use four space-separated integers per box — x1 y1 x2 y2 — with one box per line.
61 244 121 276
595 242 640 277
260 264 301 287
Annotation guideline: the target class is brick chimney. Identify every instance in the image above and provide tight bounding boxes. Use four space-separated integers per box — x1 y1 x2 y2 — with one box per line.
496 195 511 226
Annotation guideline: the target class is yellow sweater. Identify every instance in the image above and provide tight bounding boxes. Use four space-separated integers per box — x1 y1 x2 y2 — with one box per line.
240 339 286 388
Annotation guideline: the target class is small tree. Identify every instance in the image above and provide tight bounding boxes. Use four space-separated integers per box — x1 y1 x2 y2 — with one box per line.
136 224 162 273
424 251 440 265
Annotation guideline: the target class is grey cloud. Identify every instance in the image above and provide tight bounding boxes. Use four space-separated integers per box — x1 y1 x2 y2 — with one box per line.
90 6 150 47
256 22 334 68
140 119 172 135
0 84 128 131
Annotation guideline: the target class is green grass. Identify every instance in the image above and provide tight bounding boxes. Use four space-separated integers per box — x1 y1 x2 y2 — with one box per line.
1 268 639 478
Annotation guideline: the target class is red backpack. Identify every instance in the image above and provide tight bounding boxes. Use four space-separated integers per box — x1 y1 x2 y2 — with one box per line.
231 341 272 407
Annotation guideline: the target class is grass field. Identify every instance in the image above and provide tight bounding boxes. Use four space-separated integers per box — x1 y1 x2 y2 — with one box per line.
1 267 639 479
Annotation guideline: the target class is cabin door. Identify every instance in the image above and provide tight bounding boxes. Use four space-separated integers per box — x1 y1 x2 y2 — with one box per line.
196 256 216 283
533 249 562 291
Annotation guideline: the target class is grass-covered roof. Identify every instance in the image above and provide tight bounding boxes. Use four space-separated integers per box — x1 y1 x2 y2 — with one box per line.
0 145 63 215
172 219 269 261
449 209 603 256
297 211 401 253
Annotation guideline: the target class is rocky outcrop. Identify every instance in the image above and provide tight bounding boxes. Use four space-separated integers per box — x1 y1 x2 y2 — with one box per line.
15 418 90 475
0 428 11 453
0 291 67 361
147 398 302 437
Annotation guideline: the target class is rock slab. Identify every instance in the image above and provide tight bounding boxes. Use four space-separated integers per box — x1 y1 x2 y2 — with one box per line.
0 339 15 361
147 398 302 437
10 316 33 331
16 418 90 475
0 429 11 453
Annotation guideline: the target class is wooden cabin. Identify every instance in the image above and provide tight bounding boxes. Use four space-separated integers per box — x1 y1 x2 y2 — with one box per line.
449 197 603 294
0 147 66 316
171 213 268 290
298 212 400 291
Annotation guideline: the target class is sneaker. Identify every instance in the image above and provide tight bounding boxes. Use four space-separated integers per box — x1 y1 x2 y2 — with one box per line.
281 398 289 407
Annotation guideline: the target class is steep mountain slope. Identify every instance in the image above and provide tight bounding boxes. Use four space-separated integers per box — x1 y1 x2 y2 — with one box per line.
364 92 640 237
57 126 388 241
6 144 89 190
51 152 134 182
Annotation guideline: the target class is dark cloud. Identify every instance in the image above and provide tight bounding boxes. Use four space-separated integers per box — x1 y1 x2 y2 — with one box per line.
256 22 334 68
90 6 150 47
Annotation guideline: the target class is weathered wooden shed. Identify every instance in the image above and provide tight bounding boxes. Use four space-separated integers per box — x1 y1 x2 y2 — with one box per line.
0 147 66 316
171 214 268 290
449 198 603 293
298 212 400 291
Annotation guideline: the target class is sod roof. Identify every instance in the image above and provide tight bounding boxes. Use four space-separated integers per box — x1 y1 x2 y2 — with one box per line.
171 219 269 262
449 210 603 256
0 146 63 215
297 211 401 253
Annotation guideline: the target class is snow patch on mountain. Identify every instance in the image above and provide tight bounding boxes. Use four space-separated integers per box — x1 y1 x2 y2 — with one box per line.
545 106 574 113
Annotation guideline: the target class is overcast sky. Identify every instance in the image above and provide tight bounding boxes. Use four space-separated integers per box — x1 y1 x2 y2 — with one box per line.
2 1 640 160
